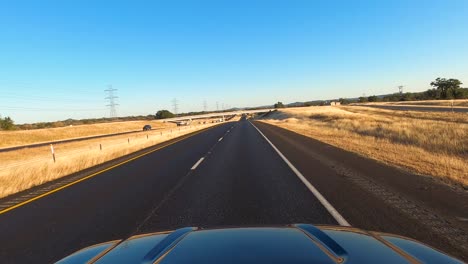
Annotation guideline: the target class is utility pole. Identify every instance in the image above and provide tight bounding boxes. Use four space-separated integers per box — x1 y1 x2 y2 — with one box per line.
104 85 119 118
203 99 207 112
216 101 219 111
172 98 179 115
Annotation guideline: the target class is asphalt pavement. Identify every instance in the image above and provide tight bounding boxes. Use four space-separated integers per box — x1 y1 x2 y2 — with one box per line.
0 117 466 263
0 119 337 263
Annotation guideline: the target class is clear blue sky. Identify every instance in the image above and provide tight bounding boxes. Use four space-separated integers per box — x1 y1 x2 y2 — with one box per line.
1 0 467 123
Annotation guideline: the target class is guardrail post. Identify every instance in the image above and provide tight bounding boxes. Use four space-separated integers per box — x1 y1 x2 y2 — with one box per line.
50 144 56 163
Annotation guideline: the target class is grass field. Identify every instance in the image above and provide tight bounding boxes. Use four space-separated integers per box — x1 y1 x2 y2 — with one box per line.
362 99 468 107
0 120 176 148
0 117 238 199
259 106 467 188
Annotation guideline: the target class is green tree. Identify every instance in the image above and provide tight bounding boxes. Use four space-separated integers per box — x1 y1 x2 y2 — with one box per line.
338 98 350 105
401 92 415 101
430 78 462 99
155 110 175 119
367 95 379 102
0 116 15 130
454 88 468 99
274 102 285 108
358 96 368 103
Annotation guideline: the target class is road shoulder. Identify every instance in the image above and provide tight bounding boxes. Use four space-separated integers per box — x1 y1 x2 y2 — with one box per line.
254 121 468 261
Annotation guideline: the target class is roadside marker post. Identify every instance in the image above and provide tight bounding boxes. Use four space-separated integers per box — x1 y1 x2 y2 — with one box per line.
50 144 56 163
99 144 102 151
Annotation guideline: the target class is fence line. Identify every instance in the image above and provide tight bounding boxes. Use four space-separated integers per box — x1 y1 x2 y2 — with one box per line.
0 123 210 171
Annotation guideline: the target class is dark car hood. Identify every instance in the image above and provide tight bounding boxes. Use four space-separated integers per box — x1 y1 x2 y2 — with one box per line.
57 224 462 264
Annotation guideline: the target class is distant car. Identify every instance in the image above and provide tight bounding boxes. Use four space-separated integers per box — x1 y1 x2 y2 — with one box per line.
57 224 462 263
142 125 152 131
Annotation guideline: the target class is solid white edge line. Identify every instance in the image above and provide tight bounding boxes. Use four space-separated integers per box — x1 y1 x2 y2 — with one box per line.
191 157 205 170
249 121 351 226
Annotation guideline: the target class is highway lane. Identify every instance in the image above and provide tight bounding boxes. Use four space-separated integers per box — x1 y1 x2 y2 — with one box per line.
0 122 234 263
1 117 466 263
136 119 337 232
0 119 338 263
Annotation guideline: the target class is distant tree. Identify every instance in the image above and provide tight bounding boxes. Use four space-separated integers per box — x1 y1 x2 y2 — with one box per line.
274 102 285 108
382 93 400 102
430 78 462 99
338 98 350 105
358 96 368 103
454 87 468 99
400 92 415 101
0 116 15 130
367 95 379 102
155 110 175 119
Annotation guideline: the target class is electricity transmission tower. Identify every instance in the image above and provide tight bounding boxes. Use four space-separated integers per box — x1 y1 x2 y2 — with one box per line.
216 101 219 111
172 98 179 114
104 85 119 118
398 85 404 95
203 99 207 111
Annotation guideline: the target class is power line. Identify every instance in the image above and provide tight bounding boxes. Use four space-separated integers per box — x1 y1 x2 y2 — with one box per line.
104 85 119 118
0 106 106 111
0 95 101 104
172 98 179 114
398 85 404 95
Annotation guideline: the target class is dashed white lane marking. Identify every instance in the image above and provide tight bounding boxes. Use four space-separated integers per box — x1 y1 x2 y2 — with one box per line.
218 137 223 142
191 157 205 170
249 121 351 227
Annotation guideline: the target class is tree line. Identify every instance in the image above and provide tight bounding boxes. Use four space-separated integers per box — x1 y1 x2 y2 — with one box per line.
0 116 15 130
2 77 466 130
358 78 467 103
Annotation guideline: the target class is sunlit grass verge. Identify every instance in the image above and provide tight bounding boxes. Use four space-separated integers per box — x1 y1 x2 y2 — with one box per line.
259 106 467 188
0 120 229 199
0 120 176 148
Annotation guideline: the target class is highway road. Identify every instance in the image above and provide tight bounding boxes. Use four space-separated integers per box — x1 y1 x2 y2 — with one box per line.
0 118 467 263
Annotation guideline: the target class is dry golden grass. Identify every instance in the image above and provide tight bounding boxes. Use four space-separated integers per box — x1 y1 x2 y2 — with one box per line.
363 99 468 107
0 120 176 148
260 106 468 188
0 119 228 198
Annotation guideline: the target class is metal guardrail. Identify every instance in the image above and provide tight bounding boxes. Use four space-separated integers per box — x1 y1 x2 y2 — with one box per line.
0 112 257 153
0 125 208 170
0 129 149 153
